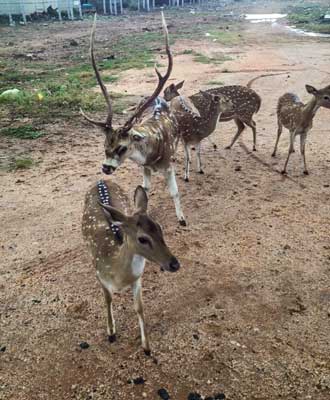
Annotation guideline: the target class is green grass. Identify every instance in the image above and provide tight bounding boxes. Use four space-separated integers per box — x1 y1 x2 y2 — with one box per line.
193 51 231 65
9 157 35 171
206 80 224 86
0 125 45 139
286 4 330 34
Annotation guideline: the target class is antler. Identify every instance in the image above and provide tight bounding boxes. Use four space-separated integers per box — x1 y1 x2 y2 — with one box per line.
80 14 113 130
122 11 173 132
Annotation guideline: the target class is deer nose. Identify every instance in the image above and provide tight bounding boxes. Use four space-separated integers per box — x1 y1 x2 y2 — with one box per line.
168 257 180 272
102 164 115 175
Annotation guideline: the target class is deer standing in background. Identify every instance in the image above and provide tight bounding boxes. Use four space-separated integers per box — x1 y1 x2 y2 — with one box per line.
82 180 180 355
165 80 262 151
272 84 330 175
170 91 232 181
81 13 186 226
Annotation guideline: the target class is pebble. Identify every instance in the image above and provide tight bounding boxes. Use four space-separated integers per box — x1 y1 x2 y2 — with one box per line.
235 165 242 171
193 334 199 340
157 388 170 399
187 393 202 400
133 377 145 385
0 346 6 352
79 341 90 349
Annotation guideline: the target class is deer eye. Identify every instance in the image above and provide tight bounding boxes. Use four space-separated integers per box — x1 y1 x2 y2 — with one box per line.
138 237 152 247
324 95 330 101
116 146 127 156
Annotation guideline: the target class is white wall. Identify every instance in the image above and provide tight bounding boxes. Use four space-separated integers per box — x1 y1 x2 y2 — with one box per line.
0 0 78 16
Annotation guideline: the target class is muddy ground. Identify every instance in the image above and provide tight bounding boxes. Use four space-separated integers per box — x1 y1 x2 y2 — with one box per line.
1 2 330 400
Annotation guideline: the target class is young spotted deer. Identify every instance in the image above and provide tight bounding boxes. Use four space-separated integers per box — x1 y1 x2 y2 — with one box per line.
166 80 261 151
82 180 180 355
170 91 232 181
80 13 186 226
272 84 330 175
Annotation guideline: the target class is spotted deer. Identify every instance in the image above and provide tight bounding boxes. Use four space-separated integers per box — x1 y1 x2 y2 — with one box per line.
82 180 180 354
272 84 330 175
170 91 232 181
165 80 262 151
80 13 186 226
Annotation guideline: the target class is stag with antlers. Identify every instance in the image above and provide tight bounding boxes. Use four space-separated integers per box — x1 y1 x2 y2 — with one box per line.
81 13 186 226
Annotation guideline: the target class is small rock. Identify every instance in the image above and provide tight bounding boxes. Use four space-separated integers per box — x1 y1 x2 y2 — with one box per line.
187 393 202 400
142 392 147 398
133 377 145 385
324 184 329 188
79 341 89 349
235 165 241 171
193 334 199 340
69 39 79 46
214 394 226 400
283 244 291 250
0 346 6 352
32 299 41 304
157 388 170 399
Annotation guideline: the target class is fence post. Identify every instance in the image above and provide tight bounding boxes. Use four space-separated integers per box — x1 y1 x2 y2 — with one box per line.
20 0 27 24
119 0 123 14
114 0 117 15
103 0 107 14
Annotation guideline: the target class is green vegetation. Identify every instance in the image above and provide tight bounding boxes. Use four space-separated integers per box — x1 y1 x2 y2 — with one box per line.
206 80 224 86
0 125 45 139
286 4 330 34
193 51 231 65
9 156 35 171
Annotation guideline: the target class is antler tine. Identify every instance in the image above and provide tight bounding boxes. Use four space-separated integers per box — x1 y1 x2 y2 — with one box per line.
89 14 113 128
80 14 114 129
123 11 173 131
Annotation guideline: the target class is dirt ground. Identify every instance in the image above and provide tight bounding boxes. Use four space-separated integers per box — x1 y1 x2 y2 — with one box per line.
1 3 330 400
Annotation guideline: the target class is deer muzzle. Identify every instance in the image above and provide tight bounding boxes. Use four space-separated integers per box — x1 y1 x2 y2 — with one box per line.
102 164 116 175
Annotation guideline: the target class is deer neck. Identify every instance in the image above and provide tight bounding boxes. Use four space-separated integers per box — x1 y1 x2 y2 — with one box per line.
301 96 320 126
130 115 174 168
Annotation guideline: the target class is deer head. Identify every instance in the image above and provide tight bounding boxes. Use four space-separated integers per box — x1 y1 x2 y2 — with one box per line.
199 90 233 113
163 80 185 101
100 186 180 272
305 84 330 109
80 12 173 175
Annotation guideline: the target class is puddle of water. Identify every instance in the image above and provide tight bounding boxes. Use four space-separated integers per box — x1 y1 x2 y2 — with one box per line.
245 13 330 38
245 13 287 23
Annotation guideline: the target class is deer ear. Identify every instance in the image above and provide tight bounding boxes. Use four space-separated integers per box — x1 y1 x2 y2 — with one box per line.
134 186 148 213
306 85 317 95
175 80 185 90
100 203 128 226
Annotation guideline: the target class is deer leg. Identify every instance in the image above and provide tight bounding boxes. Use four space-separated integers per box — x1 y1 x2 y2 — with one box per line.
102 286 116 342
207 135 217 150
281 131 295 175
164 166 186 226
132 279 150 355
196 142 204 174
272 121 283 157
184 144 191 182
143 167 152 192
225 118 245 150
244 119 257 151
300 133 309 175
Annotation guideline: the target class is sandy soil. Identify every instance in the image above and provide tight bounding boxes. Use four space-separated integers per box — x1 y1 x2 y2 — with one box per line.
1 5 330 400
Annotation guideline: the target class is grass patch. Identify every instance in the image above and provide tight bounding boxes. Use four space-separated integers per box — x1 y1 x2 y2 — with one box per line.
286 4 330 34
9 157 35 171
0 125 45 139
193 51 231 65
206 80 224 86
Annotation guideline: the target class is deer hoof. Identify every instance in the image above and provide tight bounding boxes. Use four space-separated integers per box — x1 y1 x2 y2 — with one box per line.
144 349 151 357
281 170 287 175
198 170 204 175
253 147 257 152
303 170 309 175
271 152 276 158
184 177 189 182
179 219 187 227
225 145 231 150
213 144 217 150
108 334 117 343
